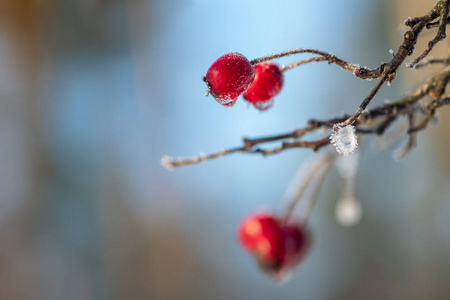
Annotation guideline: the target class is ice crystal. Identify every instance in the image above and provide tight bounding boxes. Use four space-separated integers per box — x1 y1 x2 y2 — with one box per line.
404 17 412 25
330 124 358 156
160 156 175 171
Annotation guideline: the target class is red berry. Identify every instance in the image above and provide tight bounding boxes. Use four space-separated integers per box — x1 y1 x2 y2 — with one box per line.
282 225 309 266
238 214 284 269
243 62 284 111
204 53 255 107
238 212 310 276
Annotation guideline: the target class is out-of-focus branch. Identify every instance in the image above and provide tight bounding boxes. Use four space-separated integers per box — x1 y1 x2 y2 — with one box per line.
413 57 450 69
409 95 450 133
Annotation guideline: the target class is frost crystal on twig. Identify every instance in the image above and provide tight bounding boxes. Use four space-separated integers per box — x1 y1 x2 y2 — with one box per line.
330 124 358 156
160 155 175 171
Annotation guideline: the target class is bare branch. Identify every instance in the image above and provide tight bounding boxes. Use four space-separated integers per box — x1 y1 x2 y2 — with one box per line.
341 1 449 128
340 75 387 127
161 147 245 170
409 95 450 133
162 0 450 170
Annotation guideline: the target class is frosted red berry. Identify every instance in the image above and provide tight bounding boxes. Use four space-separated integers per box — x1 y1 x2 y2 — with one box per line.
204 53 255 107
238 212 310 276
243 62 284 111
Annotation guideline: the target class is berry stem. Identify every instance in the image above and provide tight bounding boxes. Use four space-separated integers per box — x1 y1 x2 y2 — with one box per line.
283 152 335 225
341 166 356 200
336 152 360 199
300 160 334 227
251 48 358 74
279 56 327 72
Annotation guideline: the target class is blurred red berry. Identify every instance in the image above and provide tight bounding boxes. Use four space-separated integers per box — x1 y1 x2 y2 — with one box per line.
243 62 284 111
238 212 310 277
238 214 284 269
204 53 255 107
282 225 309 267
239 214 276 250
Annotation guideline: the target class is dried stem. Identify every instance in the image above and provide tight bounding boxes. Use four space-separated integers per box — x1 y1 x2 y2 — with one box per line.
279 56 327 72
250 49 358 73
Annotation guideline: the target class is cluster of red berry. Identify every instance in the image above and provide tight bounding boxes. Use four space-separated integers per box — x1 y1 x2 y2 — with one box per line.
203 53 284 110
238 213 309 280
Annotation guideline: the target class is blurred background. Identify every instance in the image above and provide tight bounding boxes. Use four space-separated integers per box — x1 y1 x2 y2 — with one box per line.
0 0 449 299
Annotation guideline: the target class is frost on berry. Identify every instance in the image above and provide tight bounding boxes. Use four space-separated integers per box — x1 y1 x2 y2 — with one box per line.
243 62 284 111
330 124 358 156
204 53 255 107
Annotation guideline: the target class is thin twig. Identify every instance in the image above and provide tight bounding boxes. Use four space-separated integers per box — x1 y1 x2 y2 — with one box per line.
395 111 417 159
250 49 357 72
279 56 327 72
426 15 450 29
413 57 450 69
408 95 450 133
340 75 387 127
299 157 334 227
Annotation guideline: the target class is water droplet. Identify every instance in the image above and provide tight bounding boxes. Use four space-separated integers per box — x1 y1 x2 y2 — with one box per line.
336 197 362 226
254 99 274 111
